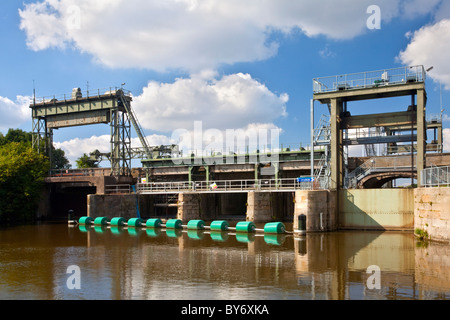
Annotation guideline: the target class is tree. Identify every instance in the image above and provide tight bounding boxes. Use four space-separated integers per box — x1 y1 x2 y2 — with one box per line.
0 128 32 147
0 142 49 223
0 128 72 170
76 153 99 168
52 147 72 170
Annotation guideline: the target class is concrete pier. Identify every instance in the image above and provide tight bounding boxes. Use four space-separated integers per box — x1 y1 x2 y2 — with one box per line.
85 187 449 241
293 190 337 232
414 187 450 242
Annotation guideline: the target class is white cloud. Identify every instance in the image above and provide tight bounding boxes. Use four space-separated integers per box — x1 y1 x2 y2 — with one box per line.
398 1 450 89
170 122 283 155
444 128 450 153
0 96 31 132
19 0 421 72
398 19 450 89
53 135 110 165
132 72 288 133
53 123 283 167
53 133 173 166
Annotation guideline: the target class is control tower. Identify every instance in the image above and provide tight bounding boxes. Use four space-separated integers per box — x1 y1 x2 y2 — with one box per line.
30 87 152 176
312 65 429 189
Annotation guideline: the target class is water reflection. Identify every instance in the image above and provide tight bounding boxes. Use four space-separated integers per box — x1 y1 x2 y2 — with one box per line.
0 223 448 300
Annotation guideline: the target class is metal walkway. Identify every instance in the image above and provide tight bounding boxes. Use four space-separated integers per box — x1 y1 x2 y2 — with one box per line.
136 177 325 194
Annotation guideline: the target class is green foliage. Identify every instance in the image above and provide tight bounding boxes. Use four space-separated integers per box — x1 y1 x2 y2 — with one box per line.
414 228 429 241
0 142 49 224
0 128 33 147
76 153 99 169
52 147 71 170
0 128 71 170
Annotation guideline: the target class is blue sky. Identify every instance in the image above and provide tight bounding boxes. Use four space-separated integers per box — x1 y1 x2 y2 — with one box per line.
1 0 450 166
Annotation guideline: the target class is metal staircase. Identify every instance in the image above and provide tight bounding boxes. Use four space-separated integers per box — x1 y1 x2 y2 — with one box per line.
347 158 375 188
117 89 153 159
313 114 331 146
313 114 331 188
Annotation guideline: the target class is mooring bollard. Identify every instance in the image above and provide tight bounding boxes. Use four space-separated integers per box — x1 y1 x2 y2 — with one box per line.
297 214 306 235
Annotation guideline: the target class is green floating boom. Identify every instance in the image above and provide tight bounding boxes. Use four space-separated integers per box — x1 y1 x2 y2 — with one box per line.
146 218 163 228
166 219 183 229
264 222 286 234
110 217 126 226
210 220 229 231
235 221 256 233
128 218 144 227
78 216 93 225
94 217 109 226
187 220 205 230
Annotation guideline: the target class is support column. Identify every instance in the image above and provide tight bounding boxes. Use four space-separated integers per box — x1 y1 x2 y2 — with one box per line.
416 89 426 185
274 162 280 188
177 193 201 222
310 99 315 178
294 190 337 232
246 191 272 222
188 166 194 189
330 98 343 190
254 163 259 182
205 165 210 186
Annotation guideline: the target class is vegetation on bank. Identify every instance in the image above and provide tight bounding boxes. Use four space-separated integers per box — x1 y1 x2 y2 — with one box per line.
414 228 429 241
0 129 70 224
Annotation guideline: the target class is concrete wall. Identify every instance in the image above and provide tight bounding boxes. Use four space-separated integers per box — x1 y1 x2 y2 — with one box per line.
85 187 449 242
246 192 294 223
339 189 414 230
293 190 337 232
414 240 450 291
414 187 450 242
246 192 272 222
87 194 153 219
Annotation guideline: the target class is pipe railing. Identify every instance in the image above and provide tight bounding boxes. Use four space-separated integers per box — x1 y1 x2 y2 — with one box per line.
420 166 450 187
136 177 328 193
313 65 426 93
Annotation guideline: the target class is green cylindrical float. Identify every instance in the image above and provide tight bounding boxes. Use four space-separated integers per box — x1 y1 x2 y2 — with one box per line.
110 227 122 235
187 220 205 230
210 231 229 242
78 225 91 232
166 219 183 229
94 225 106 233
235 221 256 233
187 229 205 240
146 218 163 228
210 220 229 231
110 217 126 226
128 218 144 227
128 227 141 236
166 228 182 238
264 234 286 246
236 233 255 243
79 216 93 225
94 217 109 226
264 222 286 234
146 228 162 238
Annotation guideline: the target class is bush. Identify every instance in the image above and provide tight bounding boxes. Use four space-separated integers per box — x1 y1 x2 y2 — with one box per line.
0 142 49 223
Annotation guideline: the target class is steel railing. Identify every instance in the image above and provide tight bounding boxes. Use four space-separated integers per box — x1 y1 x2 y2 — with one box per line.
420 166 450 187
137 177 328 193
313 65 425 93
33 86 132 104
50 168 112 177
105 184 133 194
347 156 416 188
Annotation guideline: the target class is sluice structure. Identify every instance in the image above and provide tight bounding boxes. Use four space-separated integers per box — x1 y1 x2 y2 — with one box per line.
30 87 152 176
31 66 450 241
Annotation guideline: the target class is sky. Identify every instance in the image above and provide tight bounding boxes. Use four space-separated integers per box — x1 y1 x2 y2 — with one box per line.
1 0 450 167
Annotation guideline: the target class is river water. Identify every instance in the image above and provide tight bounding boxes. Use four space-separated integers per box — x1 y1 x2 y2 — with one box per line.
0 222 448 300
